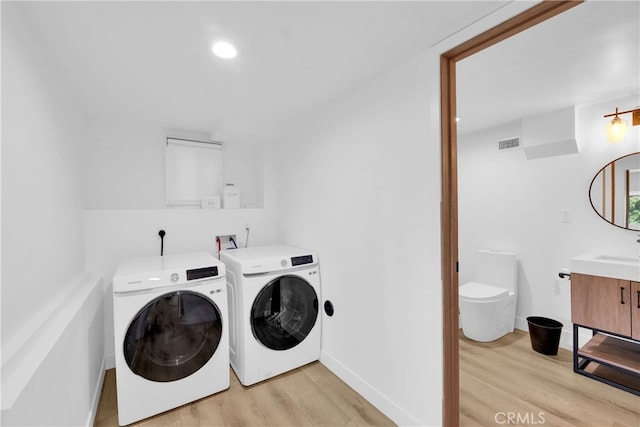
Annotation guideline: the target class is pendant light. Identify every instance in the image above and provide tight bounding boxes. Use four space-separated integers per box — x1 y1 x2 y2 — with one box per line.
604 107 640 143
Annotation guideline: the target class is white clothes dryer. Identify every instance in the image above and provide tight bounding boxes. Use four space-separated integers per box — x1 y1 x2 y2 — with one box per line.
221 245 321 386
113 252 229 426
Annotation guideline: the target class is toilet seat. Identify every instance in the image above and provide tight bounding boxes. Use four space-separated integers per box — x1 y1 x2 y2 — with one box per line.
460 282 509 301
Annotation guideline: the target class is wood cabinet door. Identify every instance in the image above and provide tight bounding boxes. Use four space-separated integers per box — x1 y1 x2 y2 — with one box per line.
571 273 631 337
632 281 640 341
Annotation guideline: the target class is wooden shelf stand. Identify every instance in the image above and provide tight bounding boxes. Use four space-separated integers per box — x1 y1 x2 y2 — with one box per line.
573 323 640 396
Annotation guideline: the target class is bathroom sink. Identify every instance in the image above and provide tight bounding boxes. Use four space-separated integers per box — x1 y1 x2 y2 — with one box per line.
570 252 640 281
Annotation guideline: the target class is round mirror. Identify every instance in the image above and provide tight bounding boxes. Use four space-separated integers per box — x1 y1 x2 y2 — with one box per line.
589 152 640 231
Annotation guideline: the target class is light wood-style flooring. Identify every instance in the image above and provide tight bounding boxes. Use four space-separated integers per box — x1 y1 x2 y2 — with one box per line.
96 332 640 427
94 362 395 427
460 329 640 427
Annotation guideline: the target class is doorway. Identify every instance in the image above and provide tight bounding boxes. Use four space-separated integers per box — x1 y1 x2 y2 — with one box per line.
439 2 583 425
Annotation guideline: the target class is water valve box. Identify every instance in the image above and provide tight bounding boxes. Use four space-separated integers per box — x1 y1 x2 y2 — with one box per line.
215 234 238 258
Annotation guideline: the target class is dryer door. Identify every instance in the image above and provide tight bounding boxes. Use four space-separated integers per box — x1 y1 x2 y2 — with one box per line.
251 275 318 350
124 290 223 382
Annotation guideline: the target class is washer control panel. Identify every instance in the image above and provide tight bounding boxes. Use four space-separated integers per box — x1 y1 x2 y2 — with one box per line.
186 266 219 281
113 252 224 294
291 255 313 266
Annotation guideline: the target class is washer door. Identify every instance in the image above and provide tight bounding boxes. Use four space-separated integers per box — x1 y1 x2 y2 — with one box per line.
124 290 222 382
251 275 318 351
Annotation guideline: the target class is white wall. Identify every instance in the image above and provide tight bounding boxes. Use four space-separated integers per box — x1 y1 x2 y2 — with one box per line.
271 3 539 424
1 3 104 425
1 2 86 351
1 1 568 425
458 94 640 349
274 50 441 425
83 116 279 364
85 207 278 364
86 120 265 209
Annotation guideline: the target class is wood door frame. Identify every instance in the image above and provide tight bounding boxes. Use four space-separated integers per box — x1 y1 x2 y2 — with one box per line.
440 2 583 425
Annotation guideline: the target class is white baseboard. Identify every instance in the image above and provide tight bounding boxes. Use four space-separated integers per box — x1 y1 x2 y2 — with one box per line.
86 357 107 427
319 350 423 426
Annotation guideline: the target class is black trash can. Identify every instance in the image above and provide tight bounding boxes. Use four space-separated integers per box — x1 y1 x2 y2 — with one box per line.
526 316 563 355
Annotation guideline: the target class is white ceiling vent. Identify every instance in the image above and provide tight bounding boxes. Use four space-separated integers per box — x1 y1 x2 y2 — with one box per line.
498 136 521 151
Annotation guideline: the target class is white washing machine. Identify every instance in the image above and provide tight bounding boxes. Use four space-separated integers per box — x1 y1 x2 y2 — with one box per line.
113 252 229 426
221 245 321 386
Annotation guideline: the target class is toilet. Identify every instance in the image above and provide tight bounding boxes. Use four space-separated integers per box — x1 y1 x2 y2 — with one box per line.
459 250 517 342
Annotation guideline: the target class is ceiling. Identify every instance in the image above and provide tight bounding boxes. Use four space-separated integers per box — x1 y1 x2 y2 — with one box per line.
16 1 508 144
457 1 640 135
13 1 640 143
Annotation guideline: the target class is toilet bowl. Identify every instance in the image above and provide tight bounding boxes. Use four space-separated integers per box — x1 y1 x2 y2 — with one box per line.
459 250 517 342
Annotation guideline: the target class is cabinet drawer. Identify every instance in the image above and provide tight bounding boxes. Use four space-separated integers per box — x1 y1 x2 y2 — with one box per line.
571 273 631 337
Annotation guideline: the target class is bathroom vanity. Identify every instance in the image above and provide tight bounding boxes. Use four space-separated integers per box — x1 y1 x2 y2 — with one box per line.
572 153 640 394
570 255 640 395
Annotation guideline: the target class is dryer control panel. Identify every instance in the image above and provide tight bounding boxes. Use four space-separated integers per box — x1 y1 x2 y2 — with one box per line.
221 245 318 275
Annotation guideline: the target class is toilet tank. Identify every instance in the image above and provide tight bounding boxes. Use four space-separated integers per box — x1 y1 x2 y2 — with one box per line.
475 250 517 293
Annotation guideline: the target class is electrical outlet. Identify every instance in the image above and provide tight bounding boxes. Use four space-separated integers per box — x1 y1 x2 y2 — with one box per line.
560 209 572 223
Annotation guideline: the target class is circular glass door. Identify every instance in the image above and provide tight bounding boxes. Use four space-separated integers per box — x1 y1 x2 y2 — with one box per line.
124 290 222 382
251 275 318 351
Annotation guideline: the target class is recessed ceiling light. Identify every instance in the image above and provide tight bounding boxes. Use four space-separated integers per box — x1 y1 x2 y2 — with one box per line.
212 41 237 59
